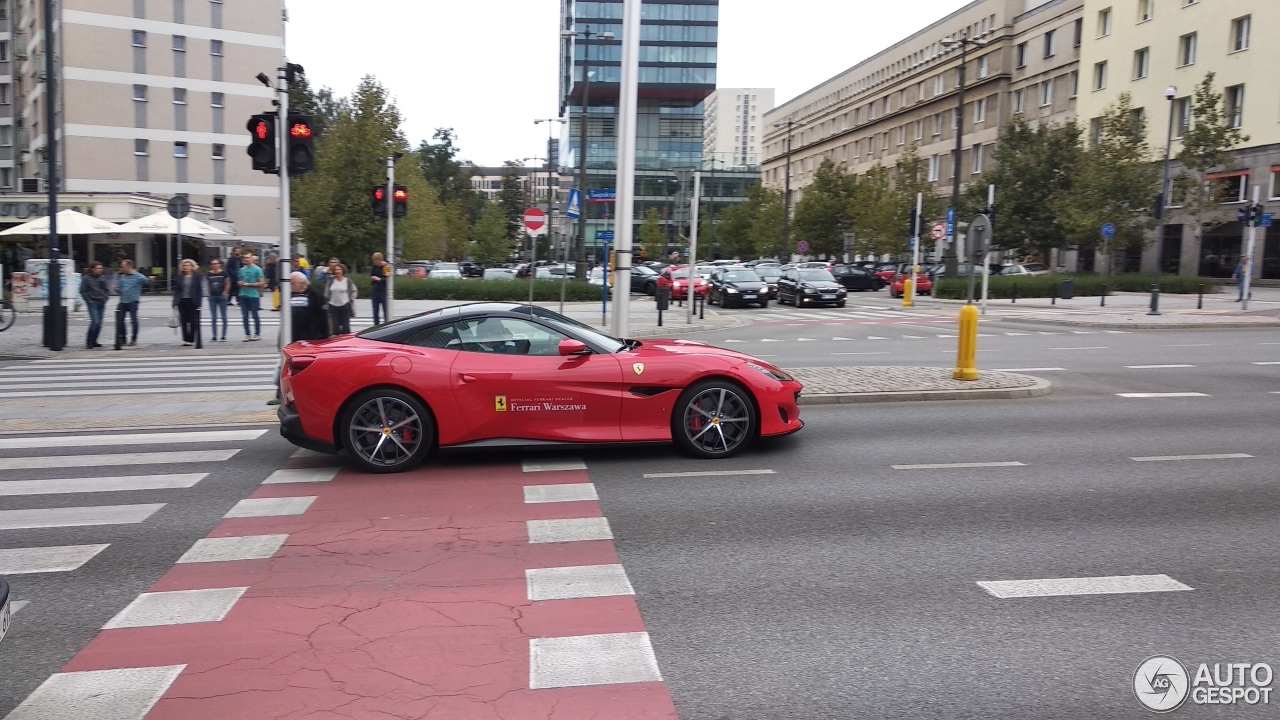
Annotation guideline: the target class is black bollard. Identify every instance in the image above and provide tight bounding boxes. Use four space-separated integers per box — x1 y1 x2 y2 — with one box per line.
699 291 705 320
113 307 125 350
1100 283 1107 307
194 310 203 349
1197 283 1204 310
1052 282 1059 305
657 304 663 327
1011 284 1017 304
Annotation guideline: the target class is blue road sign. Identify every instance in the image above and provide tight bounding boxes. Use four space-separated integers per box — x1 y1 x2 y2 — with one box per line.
1101 223 1117 238
565 189 582 220
588 189 617 203
1264 213 1275 229
596 230 614 241
796 240 810 253
946 208 956 239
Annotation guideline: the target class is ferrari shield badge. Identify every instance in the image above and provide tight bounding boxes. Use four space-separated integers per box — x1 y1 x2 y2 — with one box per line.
494 395 508 412
633 363 645 376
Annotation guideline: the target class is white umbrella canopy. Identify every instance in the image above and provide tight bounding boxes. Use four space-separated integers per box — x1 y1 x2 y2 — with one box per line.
115 211 228 236
0 209 123 236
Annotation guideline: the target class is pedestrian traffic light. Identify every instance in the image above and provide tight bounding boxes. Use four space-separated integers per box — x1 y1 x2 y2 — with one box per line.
392 185 408 218
286 115 315 175
1249 203 1265 227
907 207 920 238
372 185 388 218
246 114 277 173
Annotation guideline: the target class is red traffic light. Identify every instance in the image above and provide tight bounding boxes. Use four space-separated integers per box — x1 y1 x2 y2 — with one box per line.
393 189 408 201
374 188 385 201
289 123 312 138
254 120 270 141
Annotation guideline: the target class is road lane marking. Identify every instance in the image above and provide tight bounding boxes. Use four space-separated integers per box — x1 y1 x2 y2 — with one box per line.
992 367 1065 372
0 544 111 574
1163 344 1210 348
177 535 289 564
261 468 339 485
0 450 238 471
832 352 890 355
30 354 278 364
522 459 587 473
892 461 1025 470
977 574 1192 599
2 363 276 377
0 504 165 530
4 665 187 720
529 632 661 688
527 517 613 544
1116 392 1209 398
0 429 266 450
526 564 634 601
1070 331 1097 334
523 483 599 504
1252 361 1280 365
1004 332 1033 336
0 473 206 496
1131 453 1253 462
642 469 776 478
1050 346 1108 350
103 587 249 629
1104 330 1133 334
866 336 888 340
1125 364 1196 369
0 371 272 385
0 386 277 399
223 497 315 518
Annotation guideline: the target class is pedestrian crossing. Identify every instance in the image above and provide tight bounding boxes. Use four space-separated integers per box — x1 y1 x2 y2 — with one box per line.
743 305 953 323
0 354 279 399
718 329 1130 345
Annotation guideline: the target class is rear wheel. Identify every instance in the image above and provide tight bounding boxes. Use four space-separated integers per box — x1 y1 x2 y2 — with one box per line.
341 388 434 473
672 379 757 459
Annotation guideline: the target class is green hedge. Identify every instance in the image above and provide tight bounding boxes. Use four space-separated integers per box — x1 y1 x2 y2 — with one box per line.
318 275 607 302
934 273 1223 300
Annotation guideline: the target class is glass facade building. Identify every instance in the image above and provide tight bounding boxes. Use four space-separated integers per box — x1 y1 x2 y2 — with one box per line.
558 0 757 259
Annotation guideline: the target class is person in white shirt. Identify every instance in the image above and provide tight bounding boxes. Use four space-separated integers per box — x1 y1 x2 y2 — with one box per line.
324 262 358 335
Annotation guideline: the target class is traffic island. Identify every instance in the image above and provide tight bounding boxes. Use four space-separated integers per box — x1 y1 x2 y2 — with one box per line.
791 366 1051 405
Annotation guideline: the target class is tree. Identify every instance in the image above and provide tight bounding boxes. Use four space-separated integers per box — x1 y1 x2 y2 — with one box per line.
639 208 665 262
747 185 786 260
713 188 762 260
470 201 513 265
418 128 476 206
496 160 528 241
893 146 944 254
1056 93 1160 270
979 116 1082 261
794 159 857 258
848 165 901 257
1175 72 1249 263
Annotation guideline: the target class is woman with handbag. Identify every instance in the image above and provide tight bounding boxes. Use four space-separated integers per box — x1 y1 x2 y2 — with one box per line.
324 262 358 335
173 259 205 346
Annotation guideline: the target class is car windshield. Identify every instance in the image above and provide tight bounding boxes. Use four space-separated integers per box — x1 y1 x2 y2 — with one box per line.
510 305 628 353
798 269 835 282
633 266 657 276
671 269 694 279
721 270 760 282
1023 263 1049 272
483 270 513 280
756 267 781 280
434 263 460 271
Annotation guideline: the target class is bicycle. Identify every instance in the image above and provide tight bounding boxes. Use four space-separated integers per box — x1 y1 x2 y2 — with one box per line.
0 299 13 332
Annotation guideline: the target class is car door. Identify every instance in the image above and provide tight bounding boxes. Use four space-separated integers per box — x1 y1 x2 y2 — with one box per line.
778 269 798 302
448 316 624 443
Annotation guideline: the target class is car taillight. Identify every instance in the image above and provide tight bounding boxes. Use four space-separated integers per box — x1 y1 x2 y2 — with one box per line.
287 355 316 375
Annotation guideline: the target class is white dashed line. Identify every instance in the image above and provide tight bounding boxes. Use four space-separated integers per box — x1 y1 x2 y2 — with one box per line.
1131 453 1252 462
1116 392 1208 398
992 367 1065 372
977 574 1192 599
1252 361 1280 365
1125 364 1195 369
892 461 1025 470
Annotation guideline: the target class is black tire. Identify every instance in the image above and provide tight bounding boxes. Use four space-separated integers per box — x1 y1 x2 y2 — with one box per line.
836 300 847 308
671 379 758 459
758 299 769 308
340 388 434 473
875 280 885 291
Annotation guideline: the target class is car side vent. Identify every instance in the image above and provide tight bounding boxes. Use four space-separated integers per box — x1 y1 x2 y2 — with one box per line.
629 386 676 398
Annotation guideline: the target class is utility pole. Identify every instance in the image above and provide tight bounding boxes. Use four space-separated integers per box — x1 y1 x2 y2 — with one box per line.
780 119 795 257
385 155 397 321
41 0 64 351
1243 185 1259 311
276 58 293 348
940 32 984 279
1150 86 1177 316
561 27 612 280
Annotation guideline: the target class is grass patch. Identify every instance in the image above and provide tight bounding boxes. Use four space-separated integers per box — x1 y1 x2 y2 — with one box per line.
934 273 1223 300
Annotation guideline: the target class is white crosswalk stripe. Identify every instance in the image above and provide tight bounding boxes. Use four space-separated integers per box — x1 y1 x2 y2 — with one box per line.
4 355 278 398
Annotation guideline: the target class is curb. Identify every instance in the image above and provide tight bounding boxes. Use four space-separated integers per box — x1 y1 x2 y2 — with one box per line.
798 375 1052 405
994 315 1280 330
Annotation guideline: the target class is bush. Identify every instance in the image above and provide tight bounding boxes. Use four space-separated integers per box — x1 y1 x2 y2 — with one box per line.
319 275 606 302
934 273 1222 300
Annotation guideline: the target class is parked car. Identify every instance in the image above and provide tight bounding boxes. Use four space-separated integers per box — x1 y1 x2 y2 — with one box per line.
428 269 463 280
657 266 710 300
796 261 831 269
708 267 769 308
482 268 515 281
830 264 886 291
890 269 933 298
872 262 900 283
459 262 485 278
631 265 660 295
776 267 848 307
1000 263 1051 276
754 265 782 299
402 264 429 279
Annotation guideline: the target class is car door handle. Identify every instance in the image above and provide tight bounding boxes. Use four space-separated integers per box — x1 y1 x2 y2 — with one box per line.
459 374 478 384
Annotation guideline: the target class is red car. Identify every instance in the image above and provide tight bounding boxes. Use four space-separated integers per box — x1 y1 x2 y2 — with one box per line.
889 269 933 298
279 303 804 473
657 266 710 300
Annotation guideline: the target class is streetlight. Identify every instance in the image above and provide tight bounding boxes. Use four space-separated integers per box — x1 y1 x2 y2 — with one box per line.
1150 85 1178 316
771 118 806 258
940 31 986 279
534 118 567 261
561 26 614 280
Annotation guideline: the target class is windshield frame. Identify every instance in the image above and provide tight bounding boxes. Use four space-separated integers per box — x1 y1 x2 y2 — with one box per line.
797 269 836 282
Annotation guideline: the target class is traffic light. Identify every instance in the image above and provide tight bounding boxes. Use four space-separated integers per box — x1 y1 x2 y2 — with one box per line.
372 185 388 218
246 114 277 173
907 207 920 238
1250 203 1265 227
392 185 408 218
286 115 315 175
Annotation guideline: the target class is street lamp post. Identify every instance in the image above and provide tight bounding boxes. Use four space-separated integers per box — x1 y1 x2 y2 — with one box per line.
561 26 613 280
940 32 985 279
773 119 799 258
1149 86 1178 316
534 118 567 262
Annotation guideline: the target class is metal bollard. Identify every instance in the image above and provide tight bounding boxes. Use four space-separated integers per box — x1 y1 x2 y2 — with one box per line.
953 305 980 381
1011 284 1017 303
1100 284 1107 307
113 307 125 350
699 291 705 320
1051 282 1059 305
1197 283 1204 310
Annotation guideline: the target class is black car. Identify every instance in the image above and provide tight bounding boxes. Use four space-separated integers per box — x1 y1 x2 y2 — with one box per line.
631 265 661 295
776 267 848 307
754 265 782 299
830 264 886 291
459 261 485 278
708 267 769 308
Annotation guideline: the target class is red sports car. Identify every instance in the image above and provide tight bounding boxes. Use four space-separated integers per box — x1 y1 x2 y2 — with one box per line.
656 266 710 300
890 270 933 298
279 303 804 473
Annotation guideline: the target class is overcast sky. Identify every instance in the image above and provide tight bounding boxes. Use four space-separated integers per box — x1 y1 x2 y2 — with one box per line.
287 0 973 167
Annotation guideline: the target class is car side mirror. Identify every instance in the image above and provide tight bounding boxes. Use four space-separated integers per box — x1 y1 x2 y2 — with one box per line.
558 339 590 356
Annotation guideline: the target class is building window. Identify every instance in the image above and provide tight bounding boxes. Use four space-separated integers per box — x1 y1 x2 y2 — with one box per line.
1016 42 1027 69
0 41 8 62
1134 47 1149 79
1040 79 1054 107
1070 70 1079 97
0 126 11 146
210 91 224 108
882 133 889 151
1044 29 1057 58
977 55 988 79
974 97 986 123
213 195 226 219
934 74 945 96
1013 89 1025 113
135 139 149 156
1178 33 1196 66
1173 97 1191 137
212 143 225 159
1270 170 1280 200
1093 61 1107 91
1073 18 1083 47
897 125 906 146
172 87 186 104
928 154 940 182
1213 173 1247 203
172 35 186 52
972 143 983 174
1138 0 1153 22
917 82 925 102
0 168 11 189
1098 8 1112 37
1225 85 1244 129
1089 118 1103 145
174 141 188 158
210 39 223 56
933 114 942 135
914 119 923 140
1231 16 1251 52
133 84 148 101
952 108 959 130
0 84 10 105
132 30 147 47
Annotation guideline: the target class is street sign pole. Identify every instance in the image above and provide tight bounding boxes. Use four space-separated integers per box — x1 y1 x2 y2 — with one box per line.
1243 185 1259 311
687 170 701 325
385 155 395 323
909 192 922 307
981 185 994 315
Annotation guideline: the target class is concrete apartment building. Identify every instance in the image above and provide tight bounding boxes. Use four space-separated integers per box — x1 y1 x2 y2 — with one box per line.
761 0 1082 247
1078 0 1280 280
703 87 774 169
0 0 282 279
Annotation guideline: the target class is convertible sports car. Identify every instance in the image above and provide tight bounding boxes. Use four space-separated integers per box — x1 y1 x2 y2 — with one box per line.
279 303 804 473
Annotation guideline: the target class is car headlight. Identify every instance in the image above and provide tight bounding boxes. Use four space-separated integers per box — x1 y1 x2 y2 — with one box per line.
726 288 739 293
803 287 817 294
744 362 795 383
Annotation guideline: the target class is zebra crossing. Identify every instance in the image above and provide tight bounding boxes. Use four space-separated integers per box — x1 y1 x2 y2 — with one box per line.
742 304 955 324
0 354 279 399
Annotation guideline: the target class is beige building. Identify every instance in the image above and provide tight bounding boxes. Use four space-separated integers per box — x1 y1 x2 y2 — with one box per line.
703 88 774 169
0 0 284 276
1078 0 1279 280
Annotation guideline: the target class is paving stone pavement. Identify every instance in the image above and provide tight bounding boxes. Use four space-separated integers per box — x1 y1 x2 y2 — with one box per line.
791 366 1050 405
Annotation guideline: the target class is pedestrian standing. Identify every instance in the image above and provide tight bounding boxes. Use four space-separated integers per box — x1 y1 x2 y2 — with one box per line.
324 262 357 335
1233 259 1249 302
80 261 110 349
173 259 204 346
369 251 389 325
225 248 243 305
113 259 152 347
238 253 266 341
265 252 280 311
206 258 230 341
289 271 329 341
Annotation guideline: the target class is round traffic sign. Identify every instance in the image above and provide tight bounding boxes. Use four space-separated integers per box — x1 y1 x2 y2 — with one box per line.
796 240 810 253
1101 223 1117 239
930 223 947 241
167 196 191 220
523 207 546 232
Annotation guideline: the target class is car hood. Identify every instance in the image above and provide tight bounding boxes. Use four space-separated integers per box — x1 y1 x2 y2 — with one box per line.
629 338 759 363
799 281 844 290
722 281 766 291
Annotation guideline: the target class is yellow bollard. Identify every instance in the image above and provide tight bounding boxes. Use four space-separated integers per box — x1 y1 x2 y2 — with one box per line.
953 304 979 381
902 277 914 308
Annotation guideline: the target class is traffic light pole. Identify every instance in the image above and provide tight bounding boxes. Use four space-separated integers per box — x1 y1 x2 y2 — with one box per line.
386 156 396 321
276 61 293 348
1243 185 1259 311
41 0 65 351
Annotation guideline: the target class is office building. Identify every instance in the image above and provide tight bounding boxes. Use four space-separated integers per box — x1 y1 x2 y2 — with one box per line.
703 87 774 169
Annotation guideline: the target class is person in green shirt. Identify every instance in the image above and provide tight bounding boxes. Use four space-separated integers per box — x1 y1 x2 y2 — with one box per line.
237 253 266 341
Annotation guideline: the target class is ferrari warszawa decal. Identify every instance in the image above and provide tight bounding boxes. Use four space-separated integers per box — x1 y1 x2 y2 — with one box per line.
495 395 588 413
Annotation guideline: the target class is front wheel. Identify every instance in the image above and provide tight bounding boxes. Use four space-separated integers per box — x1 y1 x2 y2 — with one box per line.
0 301 14 332
341 388 434 473
672 379 758 459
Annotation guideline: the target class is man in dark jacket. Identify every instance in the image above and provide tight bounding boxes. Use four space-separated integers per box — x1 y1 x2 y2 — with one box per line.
225 248 243 305
288 271 329 341
80 261 111 349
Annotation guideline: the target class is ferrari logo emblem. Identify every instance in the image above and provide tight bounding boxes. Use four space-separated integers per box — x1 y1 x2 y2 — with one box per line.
495 395 508 412
633 363 645 376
